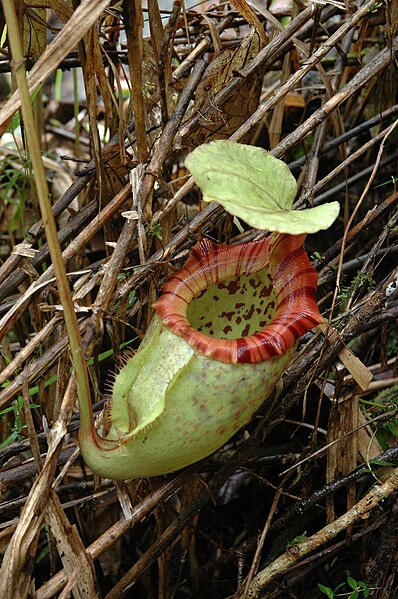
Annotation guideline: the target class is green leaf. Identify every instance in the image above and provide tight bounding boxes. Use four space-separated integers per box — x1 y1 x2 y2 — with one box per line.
286 531 307 548
347 577 358 589
369 459 395 467
387 421 398 436
349 591 359 599
186 140 340 234
128 290 136 309
187 140 297 210
317 583 334 598
358 581 370 596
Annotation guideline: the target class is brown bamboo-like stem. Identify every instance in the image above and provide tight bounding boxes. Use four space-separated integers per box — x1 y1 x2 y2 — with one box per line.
313 151 398 204
0 185 131 345
91 59 206 316
123 0 148 163
247 470 398 597
288 103 398 171
272 37 398 159
0 0 113 134
98 269 398 598
0 3 397 595
0 5 318 302
36 468 199 599
226 2 380 142
158 0 182 126
1 0 93 439
301 122 398 200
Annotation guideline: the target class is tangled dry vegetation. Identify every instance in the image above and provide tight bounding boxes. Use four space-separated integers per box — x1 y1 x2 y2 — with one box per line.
0 0 397 597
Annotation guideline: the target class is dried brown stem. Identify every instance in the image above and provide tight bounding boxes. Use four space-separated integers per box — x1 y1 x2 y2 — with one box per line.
247 470 398 597
124 0 148 162
0 4 397 597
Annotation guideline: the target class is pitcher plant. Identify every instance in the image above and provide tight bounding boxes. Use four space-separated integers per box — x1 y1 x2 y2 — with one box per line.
78 142 340 479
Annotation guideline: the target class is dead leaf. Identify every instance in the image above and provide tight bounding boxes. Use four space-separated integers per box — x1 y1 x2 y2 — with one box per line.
47 0 73 22
0 0 114 135
11 242 38 258
181 31 264 147
103 143 134 197
357 408 384 462
22 0 47 59
326 395 359 521
232 0 267 46
84 27 107 202
91 25 116 132
45 491 98 599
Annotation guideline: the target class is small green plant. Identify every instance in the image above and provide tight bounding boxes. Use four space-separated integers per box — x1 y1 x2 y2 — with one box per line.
311 251 326 261
148 220 163 240
368 1 382 12
359 384 398 450
338 271 376 312
0 396 39 449
0 150 33 233
374 174 397 192
384 223 398 234
286 531 307 548
127 290 136 309
318 576 370 599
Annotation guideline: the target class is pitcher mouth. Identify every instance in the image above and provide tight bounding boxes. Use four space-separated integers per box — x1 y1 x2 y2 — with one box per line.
153 233 324 364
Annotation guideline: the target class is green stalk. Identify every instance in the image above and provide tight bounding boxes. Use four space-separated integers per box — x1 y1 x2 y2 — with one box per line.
2 0 94 437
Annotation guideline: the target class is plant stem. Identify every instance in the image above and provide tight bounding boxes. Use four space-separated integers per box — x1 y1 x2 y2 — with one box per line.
123 0 148 163
2 0 94 434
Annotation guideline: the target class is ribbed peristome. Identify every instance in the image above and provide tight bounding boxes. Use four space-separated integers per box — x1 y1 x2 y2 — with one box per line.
153 233 323 364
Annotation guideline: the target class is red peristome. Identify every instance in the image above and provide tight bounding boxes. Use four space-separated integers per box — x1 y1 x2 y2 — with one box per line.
153 234 323 364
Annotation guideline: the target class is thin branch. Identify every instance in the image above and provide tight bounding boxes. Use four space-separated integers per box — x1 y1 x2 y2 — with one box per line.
247 470 398 597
